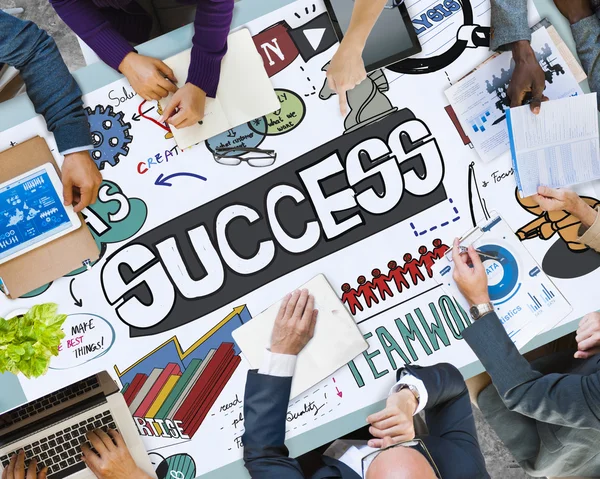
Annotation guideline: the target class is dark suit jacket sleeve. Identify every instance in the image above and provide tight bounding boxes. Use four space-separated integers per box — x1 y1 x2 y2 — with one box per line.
463 312 600 428
242 370 305 478
400 364 488 476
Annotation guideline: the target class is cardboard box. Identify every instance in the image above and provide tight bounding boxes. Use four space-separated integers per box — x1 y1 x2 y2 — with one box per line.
0 137 99 298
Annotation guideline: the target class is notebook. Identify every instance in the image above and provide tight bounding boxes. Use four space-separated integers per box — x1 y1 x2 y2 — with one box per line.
232 274 368 399
159 28 280 149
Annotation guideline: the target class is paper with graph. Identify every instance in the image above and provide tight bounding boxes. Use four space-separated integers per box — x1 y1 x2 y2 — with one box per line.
445 26 582 163
434 214 572 349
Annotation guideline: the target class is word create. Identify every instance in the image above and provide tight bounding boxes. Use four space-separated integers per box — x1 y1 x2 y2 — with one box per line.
101 109 447 336
137 145 181 174
412 0 461 35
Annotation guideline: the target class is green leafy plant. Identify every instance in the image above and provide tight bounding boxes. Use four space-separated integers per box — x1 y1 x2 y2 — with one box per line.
0 303 67 378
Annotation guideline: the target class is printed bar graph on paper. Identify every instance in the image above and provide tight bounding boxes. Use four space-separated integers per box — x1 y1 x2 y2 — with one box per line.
471 111 491 132
541 283 555 302
528 292 541 312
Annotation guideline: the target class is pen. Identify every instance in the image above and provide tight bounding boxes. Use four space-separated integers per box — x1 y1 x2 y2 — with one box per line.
444 225 480 257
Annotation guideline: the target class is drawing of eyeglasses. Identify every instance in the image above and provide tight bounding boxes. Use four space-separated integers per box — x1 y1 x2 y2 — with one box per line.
213 147 277 167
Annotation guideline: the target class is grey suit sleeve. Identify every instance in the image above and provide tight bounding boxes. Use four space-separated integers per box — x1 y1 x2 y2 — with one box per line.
571 14 600 110
462 312 600 429
490 0 531 51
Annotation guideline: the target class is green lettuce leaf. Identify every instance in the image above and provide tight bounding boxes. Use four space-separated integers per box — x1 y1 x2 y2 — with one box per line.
0 303 66 378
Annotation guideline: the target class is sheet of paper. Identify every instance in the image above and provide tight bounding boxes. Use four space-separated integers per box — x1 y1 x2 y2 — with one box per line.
232 274 368 399
433 215 572 350
445 27 583 163
507 93 600 197
160 28 280 149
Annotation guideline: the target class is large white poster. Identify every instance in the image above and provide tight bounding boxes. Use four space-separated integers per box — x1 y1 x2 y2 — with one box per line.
1 1 597 477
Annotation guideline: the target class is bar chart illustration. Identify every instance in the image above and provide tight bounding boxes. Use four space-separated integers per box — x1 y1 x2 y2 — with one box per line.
114 305 251 439
470 110 491 133
527 283 556 313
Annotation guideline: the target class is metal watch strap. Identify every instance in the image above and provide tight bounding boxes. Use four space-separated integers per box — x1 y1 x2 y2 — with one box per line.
399 383 420 402
470 302 494 320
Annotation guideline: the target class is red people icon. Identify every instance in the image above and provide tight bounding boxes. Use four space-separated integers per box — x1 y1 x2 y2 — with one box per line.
418 245 436 278
341 282 363 315
386 260 409 293
357 275 379 308
403 253 425 285
371 268 393 300
432 238 449 259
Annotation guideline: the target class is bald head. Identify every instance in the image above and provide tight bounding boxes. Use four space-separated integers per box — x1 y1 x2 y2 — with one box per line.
367 446 437 479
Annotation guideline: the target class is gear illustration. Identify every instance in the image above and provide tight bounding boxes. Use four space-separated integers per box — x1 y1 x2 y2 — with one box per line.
85 104 133 170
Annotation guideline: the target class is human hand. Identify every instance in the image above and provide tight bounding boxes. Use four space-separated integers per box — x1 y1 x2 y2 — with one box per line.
160 83 206 129
366 389 418 448
326 42 367 115
270 289 318 356
451 238 490 307
81 429 153 479
575 312 600 359
62 151 102 213
118 52 177 101
553 0 593 24
2 451 47 479
509 41 548 114
533 186 598 227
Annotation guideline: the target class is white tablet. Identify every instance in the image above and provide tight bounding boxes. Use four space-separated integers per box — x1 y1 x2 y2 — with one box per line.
0 163 81 265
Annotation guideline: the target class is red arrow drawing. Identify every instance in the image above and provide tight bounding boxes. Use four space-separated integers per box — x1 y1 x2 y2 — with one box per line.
335 387 343 398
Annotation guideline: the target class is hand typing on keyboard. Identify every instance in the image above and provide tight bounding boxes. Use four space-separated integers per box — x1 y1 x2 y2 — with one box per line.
81 430 154 479
2 450 47 479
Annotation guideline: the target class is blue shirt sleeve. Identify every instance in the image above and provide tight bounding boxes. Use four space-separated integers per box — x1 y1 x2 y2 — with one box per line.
0 11 91 153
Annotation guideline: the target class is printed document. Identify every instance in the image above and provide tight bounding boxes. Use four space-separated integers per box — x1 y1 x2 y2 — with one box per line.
445 27 583 163
507 93 600 197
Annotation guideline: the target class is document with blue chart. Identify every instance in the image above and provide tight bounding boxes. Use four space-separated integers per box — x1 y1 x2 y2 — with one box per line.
445 27 582 163
0 169 73 261
434 214 572 349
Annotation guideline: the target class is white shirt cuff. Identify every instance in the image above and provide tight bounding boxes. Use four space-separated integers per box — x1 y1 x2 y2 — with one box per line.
389 371 428 415
60 145 93 156
258 349 297 377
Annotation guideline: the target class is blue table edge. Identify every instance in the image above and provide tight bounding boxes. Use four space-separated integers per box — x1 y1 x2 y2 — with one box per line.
0 0 595 477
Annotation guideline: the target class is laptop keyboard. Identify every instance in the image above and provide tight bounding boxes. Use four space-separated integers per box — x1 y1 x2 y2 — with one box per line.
0 376 100 429
0 410 117 479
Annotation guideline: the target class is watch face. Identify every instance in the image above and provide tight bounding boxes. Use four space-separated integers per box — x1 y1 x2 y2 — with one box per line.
470 305 480 319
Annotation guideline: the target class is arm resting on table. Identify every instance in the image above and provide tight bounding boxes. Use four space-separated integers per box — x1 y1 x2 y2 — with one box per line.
0 11 90 153
462 312 600 428
49 0 136 73
400 364 488 476
242 371 304 479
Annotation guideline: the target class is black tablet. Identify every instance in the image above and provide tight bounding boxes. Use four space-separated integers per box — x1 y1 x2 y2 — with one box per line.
324 0 421 73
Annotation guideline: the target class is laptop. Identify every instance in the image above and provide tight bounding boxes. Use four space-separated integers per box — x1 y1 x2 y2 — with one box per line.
0 372 156 479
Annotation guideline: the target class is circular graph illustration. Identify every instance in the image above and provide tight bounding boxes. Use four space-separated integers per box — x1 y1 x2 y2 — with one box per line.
477 243 520 302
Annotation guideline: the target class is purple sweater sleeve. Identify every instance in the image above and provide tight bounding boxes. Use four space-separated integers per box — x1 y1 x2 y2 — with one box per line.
188 0 234 97
50 0 234 98
49 0 135 72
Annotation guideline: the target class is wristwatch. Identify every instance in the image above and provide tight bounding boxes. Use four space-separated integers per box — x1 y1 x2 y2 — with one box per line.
469 302 494 320
398 383 420 403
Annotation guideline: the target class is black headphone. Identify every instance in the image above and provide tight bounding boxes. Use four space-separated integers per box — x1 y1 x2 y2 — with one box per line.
387 0 490 74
